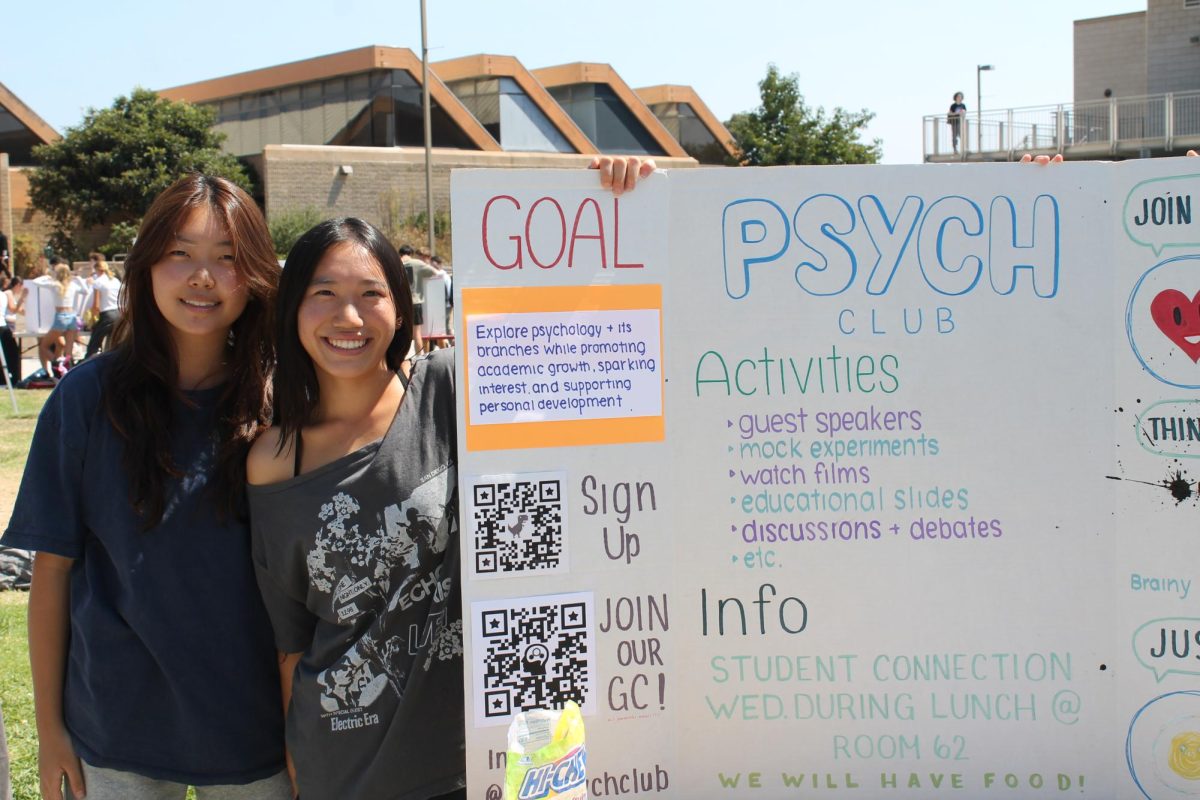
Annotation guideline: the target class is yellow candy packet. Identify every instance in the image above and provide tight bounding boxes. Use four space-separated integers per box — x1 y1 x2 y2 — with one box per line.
505 701 587 800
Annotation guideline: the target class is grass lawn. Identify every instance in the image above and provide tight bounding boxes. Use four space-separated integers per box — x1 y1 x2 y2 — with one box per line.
1 591 36 800
0 389 50 800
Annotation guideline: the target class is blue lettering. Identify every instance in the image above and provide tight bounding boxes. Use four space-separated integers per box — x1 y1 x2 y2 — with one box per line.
917 196 985 296
717 192 1060 301
987 195 1060 297
794 194 857 296
722 198 790 300
937 306 956 333
859 195 924 295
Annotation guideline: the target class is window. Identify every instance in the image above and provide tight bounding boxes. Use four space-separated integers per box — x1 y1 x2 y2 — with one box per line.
447 77 574 152
548 83 665 156
648 101 726 164
0 104 43 166
207 69 483 156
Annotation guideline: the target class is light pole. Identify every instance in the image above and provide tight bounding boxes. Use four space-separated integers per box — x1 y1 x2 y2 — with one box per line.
421 0 435 257
976 64 994 154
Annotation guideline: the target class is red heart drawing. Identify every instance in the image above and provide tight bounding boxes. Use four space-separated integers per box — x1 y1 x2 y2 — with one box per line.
1151 289 1200 363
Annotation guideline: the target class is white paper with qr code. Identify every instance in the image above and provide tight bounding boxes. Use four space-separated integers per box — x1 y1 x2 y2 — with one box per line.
471 592 597 728
465 472 568 580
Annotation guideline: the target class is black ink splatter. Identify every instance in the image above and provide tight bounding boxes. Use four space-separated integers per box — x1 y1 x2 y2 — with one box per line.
1167 470 1193 503
1106 469 1197 506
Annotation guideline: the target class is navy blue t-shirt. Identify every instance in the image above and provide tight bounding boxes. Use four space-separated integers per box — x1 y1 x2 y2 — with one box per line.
2 355 285 784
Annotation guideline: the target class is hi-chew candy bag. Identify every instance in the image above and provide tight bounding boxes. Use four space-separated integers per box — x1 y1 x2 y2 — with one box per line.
505 701 587 800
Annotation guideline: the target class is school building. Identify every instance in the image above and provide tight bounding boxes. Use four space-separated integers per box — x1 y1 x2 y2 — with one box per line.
158 46 735 231
0 45 737 248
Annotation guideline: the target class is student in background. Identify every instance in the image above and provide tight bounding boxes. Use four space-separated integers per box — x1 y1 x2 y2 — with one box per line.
38 265 85 381
6 276 26 324
0 275 20 386
398 245 444 354
84 254 122 359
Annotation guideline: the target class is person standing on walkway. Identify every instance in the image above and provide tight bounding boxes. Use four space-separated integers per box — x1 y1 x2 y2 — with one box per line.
948 92 966 153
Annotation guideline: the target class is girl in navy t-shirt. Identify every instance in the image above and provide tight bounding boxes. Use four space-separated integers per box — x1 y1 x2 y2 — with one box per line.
3 175 290 799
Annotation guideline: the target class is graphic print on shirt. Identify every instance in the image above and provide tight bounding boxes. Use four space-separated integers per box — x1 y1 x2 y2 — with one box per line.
306 462 461 730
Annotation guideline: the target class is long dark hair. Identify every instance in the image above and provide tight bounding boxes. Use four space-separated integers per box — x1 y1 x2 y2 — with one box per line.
273 217 414 452
103 174 278 527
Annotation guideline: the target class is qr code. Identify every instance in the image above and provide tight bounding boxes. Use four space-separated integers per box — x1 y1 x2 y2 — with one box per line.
473 593 596 725
469 473 566 577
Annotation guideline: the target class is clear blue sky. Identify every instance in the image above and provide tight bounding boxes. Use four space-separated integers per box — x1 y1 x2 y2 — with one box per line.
3 0 1140 164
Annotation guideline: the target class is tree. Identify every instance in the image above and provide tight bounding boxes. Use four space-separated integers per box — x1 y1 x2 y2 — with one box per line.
29 88 251 248
726 65 882 166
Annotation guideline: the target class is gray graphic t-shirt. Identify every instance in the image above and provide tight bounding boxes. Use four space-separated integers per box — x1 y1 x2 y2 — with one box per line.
249 350 463 800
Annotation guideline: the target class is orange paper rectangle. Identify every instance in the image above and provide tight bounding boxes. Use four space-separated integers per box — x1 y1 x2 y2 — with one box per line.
461 284 664 451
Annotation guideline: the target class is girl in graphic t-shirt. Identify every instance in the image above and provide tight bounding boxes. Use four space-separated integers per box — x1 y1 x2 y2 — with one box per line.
3 174 291 800
247 217 459 800
246 156 654 800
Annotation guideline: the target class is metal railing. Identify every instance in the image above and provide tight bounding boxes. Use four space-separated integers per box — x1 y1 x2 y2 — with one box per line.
923 90 1200 161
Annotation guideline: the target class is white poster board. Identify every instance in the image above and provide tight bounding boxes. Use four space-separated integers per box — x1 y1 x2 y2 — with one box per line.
20 274 88 335
451 161 1200 799
425 275 450 338
22 277 60 335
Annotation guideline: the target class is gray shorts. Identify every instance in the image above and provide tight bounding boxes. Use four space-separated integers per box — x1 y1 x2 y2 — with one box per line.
66 761 292 800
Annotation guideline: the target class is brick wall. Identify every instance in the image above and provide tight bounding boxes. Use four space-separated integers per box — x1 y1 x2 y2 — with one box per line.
0 154 10 254
263 144 698 232
9 168 55 246
0 165 56 269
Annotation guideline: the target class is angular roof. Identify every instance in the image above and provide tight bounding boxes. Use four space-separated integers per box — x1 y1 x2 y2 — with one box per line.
0 80 60 146
432 54 598 155
531 62 687 158
635 84 738 161
160 45 500 151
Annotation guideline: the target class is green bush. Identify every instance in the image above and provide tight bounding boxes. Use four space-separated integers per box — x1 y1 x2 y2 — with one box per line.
405 209 451 240
376 190 452 259
10 235 36 277
45 231 81 264
101 220 140 260
268 206 323 259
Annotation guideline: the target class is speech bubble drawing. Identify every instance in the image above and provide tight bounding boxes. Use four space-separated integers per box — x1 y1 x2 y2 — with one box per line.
1133 618 1200 683
1127 255 1200 388
1125 174 1200 256
1137 400 1200 458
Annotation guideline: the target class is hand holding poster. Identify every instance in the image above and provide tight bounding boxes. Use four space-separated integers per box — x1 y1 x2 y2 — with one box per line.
451 159 1200 798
